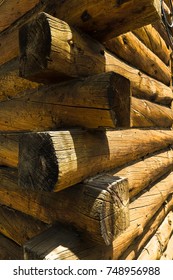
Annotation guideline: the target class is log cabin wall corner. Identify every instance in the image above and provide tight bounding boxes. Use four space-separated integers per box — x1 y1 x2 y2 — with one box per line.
0 0 173 260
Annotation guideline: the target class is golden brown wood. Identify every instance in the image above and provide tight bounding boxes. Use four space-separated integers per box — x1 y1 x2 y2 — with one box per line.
152 20 171 47
161 233 173 260
0 0 40 32
0 134 19 167
114 148 173 198
131 97 173 128
0 0 55 66
18 129 173 192
137 211 173 260
0 205 48 246
0 169 129 245
0 72 130 131
105 32 171 85
120 194 173 259
133 24 171 65
0 234 23 260
52 0 161 41
0 58 39 102
23 173 173 260
19 13 173 107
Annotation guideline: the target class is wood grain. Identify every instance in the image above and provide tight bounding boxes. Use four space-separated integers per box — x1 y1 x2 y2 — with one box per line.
18 129 173 192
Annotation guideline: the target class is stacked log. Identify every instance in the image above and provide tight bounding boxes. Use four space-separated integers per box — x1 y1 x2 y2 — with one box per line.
23 173 173 259
0 0 173 260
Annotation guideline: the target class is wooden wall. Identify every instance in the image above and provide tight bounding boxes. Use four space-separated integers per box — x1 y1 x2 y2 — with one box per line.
0 0 173 260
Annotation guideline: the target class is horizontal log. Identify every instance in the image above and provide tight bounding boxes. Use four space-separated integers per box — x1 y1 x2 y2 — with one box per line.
105 32 171 85
18 129 173 192
0 134 19 167
114 148 173 198
131 97 173 128
137 211 173 260
24 173 173 259
152 20 171 47
52 0 161 41
0 58 39 102
120 194 173 259
19 13 173 107
0 0 161 67
133 24 171 65
0 234 23 260
0 169 129 245
0 205 48 246
160 233 173 260
0 0 40 32
0 72 130 130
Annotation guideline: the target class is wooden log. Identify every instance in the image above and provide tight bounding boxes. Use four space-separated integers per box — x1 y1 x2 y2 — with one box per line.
24 173 173 260
160 233 173 260
133 24 171 65
19 13 173 107
131 97 173 128
0 72 130 131
114 148 173 198
0 134 18 168
120 194 173 259
0 0 55 66
0 0 40 32
0 0 161 67
0 234 23 260
0 58 39 102
51 0 161 41
2 149 173 244
137 211 173 260
105 32 171 85
0 205 48 246
18 129 173 192
0 169 129 245
152 20 171 47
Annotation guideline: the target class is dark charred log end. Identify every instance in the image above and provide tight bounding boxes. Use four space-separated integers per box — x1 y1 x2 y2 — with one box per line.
18 132 58 192
81 10 92 22
19 12 51 79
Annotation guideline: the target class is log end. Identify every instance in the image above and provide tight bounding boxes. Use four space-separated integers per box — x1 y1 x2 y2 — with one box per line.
19 12 51 82
85 175 130 245
18 132 58 192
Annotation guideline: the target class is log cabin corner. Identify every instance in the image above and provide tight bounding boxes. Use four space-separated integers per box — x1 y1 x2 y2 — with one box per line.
0 0 173 260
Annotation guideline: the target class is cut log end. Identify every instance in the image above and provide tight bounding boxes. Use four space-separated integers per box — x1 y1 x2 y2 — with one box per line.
19 12 51 81
85 175 130 245
18 133 58 192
